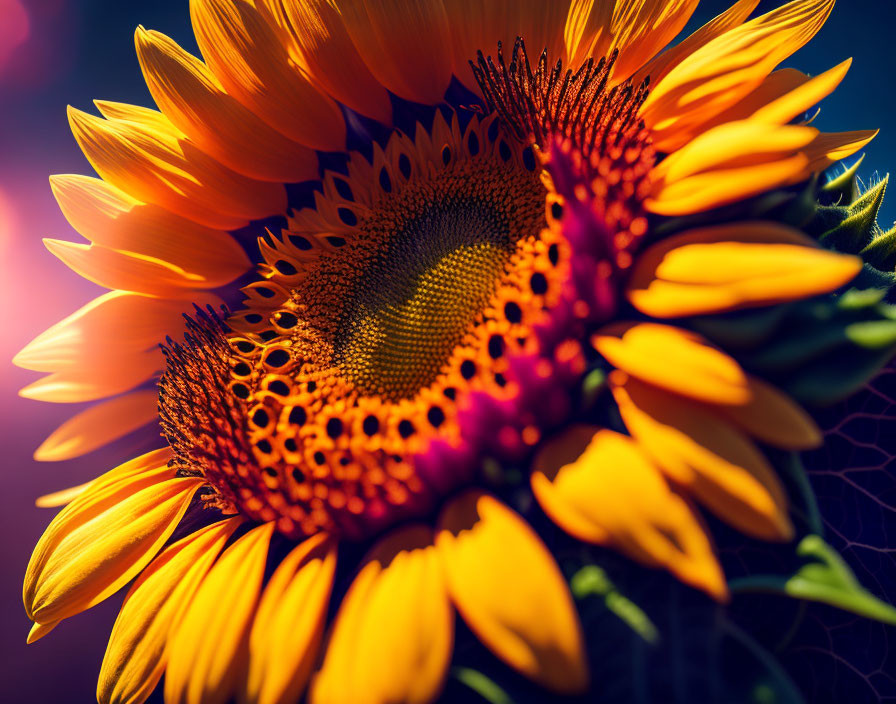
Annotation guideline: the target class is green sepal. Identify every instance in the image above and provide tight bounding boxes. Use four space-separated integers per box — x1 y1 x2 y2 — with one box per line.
819 155 864 205
689 304 793 351
817 176 887 253
730 536 896 625
451 668 515 704
571 564 659 644
783 341 896 405
861 224 896 272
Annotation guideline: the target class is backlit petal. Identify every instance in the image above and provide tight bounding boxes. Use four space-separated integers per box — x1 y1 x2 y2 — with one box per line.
643 0 835 152
165 522 275 704
97 518 241 704
804 129 879 173
34 390 158 462
259 0 392 123
50 174 250 286
592 322 750 405
36 483 92 508
311 526 451 704
611 372 793 541
18 355 162 403
337 0 453 104
135 27 319 182
24 450 200 624
532 426 727 600
190 0 345 150
626 222 863 317
68 103 286 230
435 491 588 694
750 59 852 125
246 533 337 704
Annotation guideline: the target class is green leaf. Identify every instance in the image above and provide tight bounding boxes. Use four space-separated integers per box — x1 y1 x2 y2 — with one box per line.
785 343 896 405
451 668 515 704
571 565 659 644
730 536 896 625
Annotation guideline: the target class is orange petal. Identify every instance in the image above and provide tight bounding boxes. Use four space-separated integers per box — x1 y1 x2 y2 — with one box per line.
311 526 452 704
564 0 613 69
165 522 276 704
135 27 319 182
337 0 454 104
626 222 863 318
632 0 760 87
24 450 200 624
610 371 793 541
804 129 879 173
36 483 92 508
750 58 852 125
592 321 750 405
43 238 213 296
50 174 250 285
605 0 700 84
68 103 286 230
531 426 728 600
259 0 392 123
435 491 588 694
34 390 158 462
642 0 836 152
97 518 241 704
190 0 345 150
718 375 822 450
246 533 337 704
18 354 162 403
27 620 60 644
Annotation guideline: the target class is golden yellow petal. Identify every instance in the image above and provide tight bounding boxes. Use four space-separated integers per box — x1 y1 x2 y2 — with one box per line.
605 0 701 84
27 620 59 644
259 0 392 123
97 518 241 704
632 0 760 87
718 375 822 450
310 526 451 704
135 27 319 182
804 129 880 173
611 372 793 541
68 104 286 230
190 0 345 150
36 483 92 509
24 451 199 624
246 533 337 704
337 0 454 104
165 522 275 704
18 357 162 403
50 174 250 285
531 426 728 600
750 58 852 125
34 390 158 462
435 491 588 694
643 0 836 152
626 222 863 317
592 321 750 405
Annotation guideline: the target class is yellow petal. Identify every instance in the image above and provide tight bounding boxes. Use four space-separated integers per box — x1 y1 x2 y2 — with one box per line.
337 0 454 104
259 0 392 123
98 518 242 704
532 426 727 600
647 121 820 215
135 27 319 183
311 526 451 704
605 0 700 84
34 390 158 462
643 0 836 152
750 58 852 125
804 129 879 173
632 0 760 87
246 533 337 704
43 238 211 296
718 375 822 450
435 491 588 694
592 322 750 405
68 104 286 230
165 522 275 704
190 0 345 150
626 222 863 318
27 620 59 644
36 483 92 508
611 372 793 541
24 450 200 624
50 174 250 285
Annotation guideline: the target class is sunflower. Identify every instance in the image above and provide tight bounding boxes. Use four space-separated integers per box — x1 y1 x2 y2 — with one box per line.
20 0 894 702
